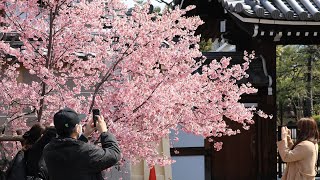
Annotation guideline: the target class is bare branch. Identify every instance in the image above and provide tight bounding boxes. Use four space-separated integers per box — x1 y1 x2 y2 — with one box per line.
154 0 174 7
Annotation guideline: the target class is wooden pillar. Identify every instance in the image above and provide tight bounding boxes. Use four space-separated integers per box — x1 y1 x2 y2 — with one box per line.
254 40 277 180
234 35 277 179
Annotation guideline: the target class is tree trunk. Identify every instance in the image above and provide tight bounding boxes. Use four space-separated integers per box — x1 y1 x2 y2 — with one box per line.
304 54 313 117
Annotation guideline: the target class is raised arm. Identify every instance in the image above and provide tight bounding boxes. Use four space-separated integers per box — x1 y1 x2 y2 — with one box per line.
277 140 312 162
86 132 121 172
85 115 121 172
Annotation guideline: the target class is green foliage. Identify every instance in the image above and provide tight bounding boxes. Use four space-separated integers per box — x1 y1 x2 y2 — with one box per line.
313 115 320 122
153 6 161 13
136 0 144 5
277 45 320 123
277 46 305 104
199 38 213 52
312 115 320 128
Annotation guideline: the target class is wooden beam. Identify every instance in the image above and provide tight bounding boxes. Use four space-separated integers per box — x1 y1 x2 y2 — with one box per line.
170 147 209 156
0 135 23 141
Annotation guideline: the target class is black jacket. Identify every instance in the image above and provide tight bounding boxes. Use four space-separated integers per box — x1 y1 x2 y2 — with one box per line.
26 127 57 179
43 132 121 180
6 127 56 180
5 150 26 180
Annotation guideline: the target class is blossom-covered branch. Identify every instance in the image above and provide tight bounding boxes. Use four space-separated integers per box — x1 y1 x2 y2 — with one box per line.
0 0 270 166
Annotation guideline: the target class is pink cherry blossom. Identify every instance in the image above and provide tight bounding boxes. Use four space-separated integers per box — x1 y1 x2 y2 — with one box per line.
213 142 223 151
0 0 270 166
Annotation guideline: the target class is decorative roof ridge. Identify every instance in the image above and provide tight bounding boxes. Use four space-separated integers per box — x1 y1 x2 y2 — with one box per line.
220 0 320 21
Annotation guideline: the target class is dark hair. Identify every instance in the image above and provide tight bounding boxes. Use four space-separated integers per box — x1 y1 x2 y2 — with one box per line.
292 117 319 149
56 125 77 138
22 123 45 147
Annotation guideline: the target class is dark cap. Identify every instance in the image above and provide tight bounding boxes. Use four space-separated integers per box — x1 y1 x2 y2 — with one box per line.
54 107 86 131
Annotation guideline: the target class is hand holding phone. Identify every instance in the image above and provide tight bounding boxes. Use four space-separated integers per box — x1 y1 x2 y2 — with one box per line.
95 115 108 133
92 109 100 127
281 126 289 140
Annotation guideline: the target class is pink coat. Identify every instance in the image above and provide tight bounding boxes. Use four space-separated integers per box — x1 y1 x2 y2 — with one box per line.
277 137 318 180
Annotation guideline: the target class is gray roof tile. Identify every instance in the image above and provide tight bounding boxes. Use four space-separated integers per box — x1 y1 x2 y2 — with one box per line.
219 0 320 21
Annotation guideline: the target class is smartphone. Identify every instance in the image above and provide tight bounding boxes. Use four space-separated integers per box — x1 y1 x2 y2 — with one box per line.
92 109 100 127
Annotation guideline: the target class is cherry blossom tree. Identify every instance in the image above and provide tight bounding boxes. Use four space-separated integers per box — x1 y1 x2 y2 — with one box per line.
0 0 270 166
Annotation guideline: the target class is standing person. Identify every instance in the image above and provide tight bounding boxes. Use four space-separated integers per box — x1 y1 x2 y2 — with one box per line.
277 117 319 180
25 126 57 180
43 107 121 180
6 123 46 180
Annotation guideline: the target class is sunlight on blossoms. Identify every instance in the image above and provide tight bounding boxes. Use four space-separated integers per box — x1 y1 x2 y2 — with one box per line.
0 0 271 167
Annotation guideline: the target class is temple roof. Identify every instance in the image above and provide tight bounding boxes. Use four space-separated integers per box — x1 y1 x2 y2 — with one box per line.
220 0 320 21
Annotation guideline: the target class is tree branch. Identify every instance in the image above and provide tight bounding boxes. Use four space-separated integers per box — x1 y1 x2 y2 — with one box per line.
133 80 164 113
88 34 139 113
6 108 36 126
4 9 48 61
37 5 58 122
154 0 174 7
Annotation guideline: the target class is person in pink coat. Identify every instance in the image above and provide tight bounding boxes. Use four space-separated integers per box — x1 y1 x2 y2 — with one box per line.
277 118 319 180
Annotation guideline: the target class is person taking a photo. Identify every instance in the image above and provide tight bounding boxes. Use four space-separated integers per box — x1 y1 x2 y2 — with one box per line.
278 117 319 180
43 107 121 180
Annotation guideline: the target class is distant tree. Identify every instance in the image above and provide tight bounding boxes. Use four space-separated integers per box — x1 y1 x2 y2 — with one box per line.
277 45 320 124
199 38 213 52
153 6 161 13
